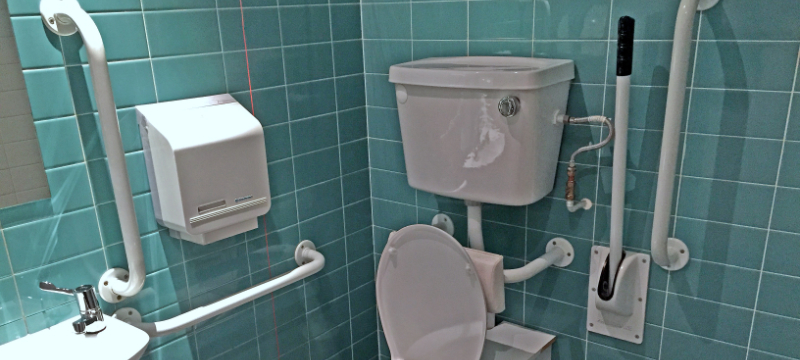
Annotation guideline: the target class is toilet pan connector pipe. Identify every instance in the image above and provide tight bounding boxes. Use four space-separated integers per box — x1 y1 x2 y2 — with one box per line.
466 200 484 251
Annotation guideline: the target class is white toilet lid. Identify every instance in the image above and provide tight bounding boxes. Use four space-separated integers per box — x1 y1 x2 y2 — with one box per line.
376 225 487 360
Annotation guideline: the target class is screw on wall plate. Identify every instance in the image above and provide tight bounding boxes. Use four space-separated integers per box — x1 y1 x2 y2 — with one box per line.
553 241 557 245
638 297 642 302
589 323 594 327
48 17 55 24
594 250 599 254
635 335 640 339
642 259 647 263
680 249 685 254
591 288 596 292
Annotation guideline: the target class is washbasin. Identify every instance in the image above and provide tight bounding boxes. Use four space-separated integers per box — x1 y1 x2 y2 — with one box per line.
0 315 150 360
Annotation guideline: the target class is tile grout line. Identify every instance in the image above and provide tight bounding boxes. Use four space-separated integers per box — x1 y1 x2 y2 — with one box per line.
744 42 800 360
658 13 705 359
273 0 313 358
325 0 358 357
583 1 615 357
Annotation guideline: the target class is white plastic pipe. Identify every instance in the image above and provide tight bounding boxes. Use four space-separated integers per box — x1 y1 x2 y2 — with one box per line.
650 0 701 270
608 75 630 288
40 0 145 297
466 201 484 251
131 242 325 337
503 246 565 284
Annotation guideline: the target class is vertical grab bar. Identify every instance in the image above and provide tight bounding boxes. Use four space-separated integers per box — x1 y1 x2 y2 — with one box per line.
39 0 145 301
650 0 719 270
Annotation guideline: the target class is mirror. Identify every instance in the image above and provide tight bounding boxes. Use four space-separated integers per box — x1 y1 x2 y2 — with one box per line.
0 6 51 208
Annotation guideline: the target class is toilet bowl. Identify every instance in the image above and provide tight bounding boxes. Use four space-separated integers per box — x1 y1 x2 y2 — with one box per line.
376 225 555 360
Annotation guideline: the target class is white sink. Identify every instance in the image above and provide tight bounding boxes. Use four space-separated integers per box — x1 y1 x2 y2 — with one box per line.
0 316 150 360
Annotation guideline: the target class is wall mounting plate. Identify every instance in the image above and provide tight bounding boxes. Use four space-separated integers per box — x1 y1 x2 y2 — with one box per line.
98 268 130 303
587 246 650 344
114 307 142 324
431 213 455 236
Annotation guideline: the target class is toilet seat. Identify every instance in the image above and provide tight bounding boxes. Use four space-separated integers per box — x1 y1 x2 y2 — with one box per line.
376 225 487 360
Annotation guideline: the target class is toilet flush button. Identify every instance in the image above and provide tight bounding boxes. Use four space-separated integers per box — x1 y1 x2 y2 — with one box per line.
396 85 408 104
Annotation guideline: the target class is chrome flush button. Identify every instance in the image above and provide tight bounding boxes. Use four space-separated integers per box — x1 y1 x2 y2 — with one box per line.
498 96 520 117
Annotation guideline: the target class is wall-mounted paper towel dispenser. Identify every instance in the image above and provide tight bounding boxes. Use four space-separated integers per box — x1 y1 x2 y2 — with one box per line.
136 94 270 245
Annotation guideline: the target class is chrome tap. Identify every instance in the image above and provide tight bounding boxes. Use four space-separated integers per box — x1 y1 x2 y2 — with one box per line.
39 282 106 334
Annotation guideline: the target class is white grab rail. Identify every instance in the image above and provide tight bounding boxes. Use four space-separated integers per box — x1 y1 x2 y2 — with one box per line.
123 241 325 337
39 0 145 300
650 0 718 271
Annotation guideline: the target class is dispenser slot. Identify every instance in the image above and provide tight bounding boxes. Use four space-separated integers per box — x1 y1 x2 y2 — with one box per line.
198 199 226 214
190 197 268 227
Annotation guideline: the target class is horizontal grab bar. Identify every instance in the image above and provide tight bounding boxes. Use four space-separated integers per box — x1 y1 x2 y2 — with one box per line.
126 241 325 338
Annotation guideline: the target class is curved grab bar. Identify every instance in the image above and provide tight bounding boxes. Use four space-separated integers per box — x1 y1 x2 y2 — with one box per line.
503 243 570 283
128 241 325 338
40 0 145 299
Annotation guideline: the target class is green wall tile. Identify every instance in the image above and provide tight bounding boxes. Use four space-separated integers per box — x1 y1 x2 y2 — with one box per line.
688 89 791 139
45 163 94 213
412 2 467 40
218 8 281 51
699 0 800 41
0 278 22 326
469 0 533 41
284 44 333 84
694 42 799 91
280 6 331 45
34 116 83 169
296 179 342 221
535 41 607 84
412 40 467 59
287 80 337 120
779 141 800 188
224 48 284 92
62 12 148 64
334 40 364 76
764 231 800 277
294 147 341 188
291 113 339 155
363 40 411 74
336 75 365 110
144 10 221 57
141 0 216 10
11 16 63 69
331 5 362 41
534 0 610 40
152 53 226 101
299 211 344 249
751 312 800 358
361 4 410 40
23 67 74 120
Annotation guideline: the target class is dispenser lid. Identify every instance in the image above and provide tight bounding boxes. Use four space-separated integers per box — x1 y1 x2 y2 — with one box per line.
389 56 574 90
136 94 261 151
376 225 487 360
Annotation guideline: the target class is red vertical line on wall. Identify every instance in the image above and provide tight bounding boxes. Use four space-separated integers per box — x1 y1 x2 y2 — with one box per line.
239 0 256 115
241 0 279 357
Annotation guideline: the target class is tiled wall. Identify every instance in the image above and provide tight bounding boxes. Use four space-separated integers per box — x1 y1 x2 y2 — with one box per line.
364 0 800 359
0 0 376 359
0 1 49 208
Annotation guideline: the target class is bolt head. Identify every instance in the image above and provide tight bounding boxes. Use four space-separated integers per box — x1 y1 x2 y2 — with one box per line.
48 17 55 24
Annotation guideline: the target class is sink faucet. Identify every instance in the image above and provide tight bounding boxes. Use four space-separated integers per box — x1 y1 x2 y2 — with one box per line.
39 282 106 334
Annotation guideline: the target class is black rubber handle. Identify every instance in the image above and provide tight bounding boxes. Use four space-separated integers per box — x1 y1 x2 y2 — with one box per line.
616 16 635 77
